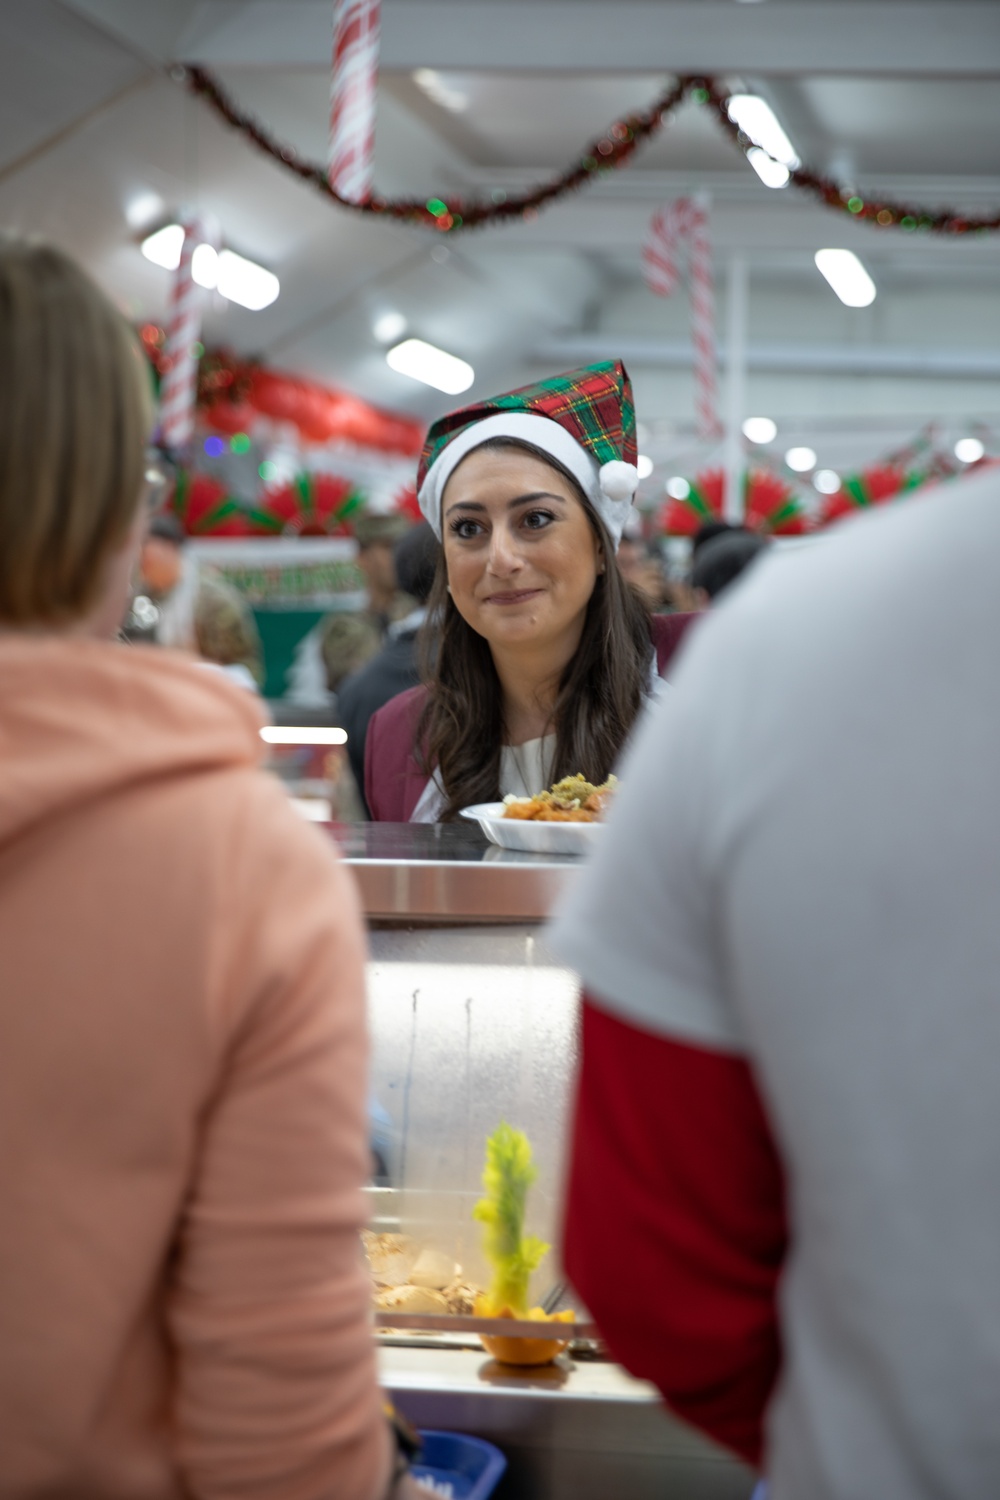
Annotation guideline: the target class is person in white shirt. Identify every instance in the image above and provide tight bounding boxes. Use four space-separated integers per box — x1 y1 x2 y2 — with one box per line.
550 464 1000 1499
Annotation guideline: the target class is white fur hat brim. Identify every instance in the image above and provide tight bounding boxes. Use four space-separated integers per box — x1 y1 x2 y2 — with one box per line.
417 411 638 551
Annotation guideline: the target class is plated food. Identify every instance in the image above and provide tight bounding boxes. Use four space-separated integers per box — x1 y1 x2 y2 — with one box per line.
461 775 617 853
502 773 616 824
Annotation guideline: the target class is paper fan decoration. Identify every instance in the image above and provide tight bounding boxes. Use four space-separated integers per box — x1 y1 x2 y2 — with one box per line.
260 473 366 535
744 469 807 535
170 471 251 536
660 468 806 536
818 464 921 528
391 484 422 523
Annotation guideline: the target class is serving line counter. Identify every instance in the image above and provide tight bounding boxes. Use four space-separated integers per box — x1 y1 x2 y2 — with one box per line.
332 823 755 1500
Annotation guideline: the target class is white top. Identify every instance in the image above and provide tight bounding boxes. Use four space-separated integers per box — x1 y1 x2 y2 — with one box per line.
499 733 556 799
410 732 557 822
550 464 1000 1499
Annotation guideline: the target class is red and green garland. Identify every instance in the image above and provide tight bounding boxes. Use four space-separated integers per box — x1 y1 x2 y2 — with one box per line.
180 65 1000 238
139 331 425 456
198 351 424 453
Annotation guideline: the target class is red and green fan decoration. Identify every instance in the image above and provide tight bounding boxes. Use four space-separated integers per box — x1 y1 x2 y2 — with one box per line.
168 468 366 537
660 467 807 537
168 471 257 535
391 483 422 524
817 465 923 527
259 472 365 535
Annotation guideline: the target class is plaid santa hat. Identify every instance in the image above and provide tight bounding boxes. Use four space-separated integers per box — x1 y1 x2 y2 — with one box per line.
417 361 640 550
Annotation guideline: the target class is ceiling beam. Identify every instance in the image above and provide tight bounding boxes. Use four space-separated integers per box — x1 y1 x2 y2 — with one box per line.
536 336 1000 380
177 2 1000 77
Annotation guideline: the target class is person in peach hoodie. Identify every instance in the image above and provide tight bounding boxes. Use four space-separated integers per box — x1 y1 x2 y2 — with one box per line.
0 241 424 1499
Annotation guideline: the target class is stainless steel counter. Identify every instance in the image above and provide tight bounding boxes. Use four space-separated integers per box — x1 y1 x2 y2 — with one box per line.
331 821 580 921
383 1346 755 1500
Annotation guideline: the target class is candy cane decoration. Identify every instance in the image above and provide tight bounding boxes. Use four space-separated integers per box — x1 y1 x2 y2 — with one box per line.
643 196 722 440
159 218 214 453
329 0 380 204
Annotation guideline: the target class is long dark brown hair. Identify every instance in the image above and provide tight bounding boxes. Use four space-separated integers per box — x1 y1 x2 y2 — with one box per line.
417 437 653 820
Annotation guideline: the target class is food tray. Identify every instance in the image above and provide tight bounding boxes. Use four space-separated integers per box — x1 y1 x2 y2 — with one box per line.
413 1430 507 1499
460 802 602 856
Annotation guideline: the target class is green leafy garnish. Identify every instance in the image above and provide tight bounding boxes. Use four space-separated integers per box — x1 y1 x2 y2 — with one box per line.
473 1122 549 1316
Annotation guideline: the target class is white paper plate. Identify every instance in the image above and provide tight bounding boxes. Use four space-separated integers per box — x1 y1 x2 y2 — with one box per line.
460 801 603 855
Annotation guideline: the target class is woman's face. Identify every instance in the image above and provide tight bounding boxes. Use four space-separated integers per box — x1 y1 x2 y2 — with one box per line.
441 446 604 657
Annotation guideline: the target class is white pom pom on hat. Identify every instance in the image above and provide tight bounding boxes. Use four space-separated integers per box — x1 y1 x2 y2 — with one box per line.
598 460 640 503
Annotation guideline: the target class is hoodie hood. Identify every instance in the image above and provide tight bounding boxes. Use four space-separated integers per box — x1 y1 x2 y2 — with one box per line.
0 637 266 849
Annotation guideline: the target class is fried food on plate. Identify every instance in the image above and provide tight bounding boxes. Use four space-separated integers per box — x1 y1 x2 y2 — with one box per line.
502 773 616 823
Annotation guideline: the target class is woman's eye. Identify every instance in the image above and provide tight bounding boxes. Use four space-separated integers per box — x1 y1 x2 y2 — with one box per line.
523 509 555 531
450 517 483 540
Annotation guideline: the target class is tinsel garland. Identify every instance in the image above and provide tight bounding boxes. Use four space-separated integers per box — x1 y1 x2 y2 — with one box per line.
181 63 681 230
179 65 1000 237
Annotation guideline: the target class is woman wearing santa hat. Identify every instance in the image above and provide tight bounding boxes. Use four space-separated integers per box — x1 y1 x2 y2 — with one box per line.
365 361 695 822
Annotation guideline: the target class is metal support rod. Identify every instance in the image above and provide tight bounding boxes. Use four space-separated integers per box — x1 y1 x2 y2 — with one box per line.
723 254 748 523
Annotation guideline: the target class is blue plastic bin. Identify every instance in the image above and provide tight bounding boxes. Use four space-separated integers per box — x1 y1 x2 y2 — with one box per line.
412 1430 507 1499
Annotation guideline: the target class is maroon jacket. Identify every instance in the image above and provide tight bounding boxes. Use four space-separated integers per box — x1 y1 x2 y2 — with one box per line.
364 613 699 823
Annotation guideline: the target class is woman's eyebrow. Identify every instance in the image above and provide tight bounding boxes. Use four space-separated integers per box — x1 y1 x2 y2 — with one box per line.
444 491 567 519
507 491 566 510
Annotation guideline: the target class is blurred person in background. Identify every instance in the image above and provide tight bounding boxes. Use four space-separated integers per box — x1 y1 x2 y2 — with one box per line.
321 610 384 696
338 521 440 817
551 467 1000 1498
192 571 264 692
690 528 770 606
123 509 193 645
0 239 423 1500
616 533 671 610
692 517 735 555
319 513 415 697
353 511 414 633
125 512 263 693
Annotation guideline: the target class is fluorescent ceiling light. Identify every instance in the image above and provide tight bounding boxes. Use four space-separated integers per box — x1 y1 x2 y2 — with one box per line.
813 468 841 494
636 454 654 479
216 248 280 310
260 726 348 745
140 224 279 310
191 242 219 288
955 437 985 464
126 190 164 229
141 223 184 270
373 310 407 343
665 476 691 500
386 337 474 395
785 446 817 472
746 147 790 190
742 416 777 444
413 67 468 112
814 249 876 308
727 94 800 169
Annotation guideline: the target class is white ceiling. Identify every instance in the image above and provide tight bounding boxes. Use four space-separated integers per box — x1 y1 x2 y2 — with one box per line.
1 0 998 484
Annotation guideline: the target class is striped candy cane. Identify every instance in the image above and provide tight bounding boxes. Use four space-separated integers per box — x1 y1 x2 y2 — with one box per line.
643 196 722 441
329 0 380 204
159 219 213 454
